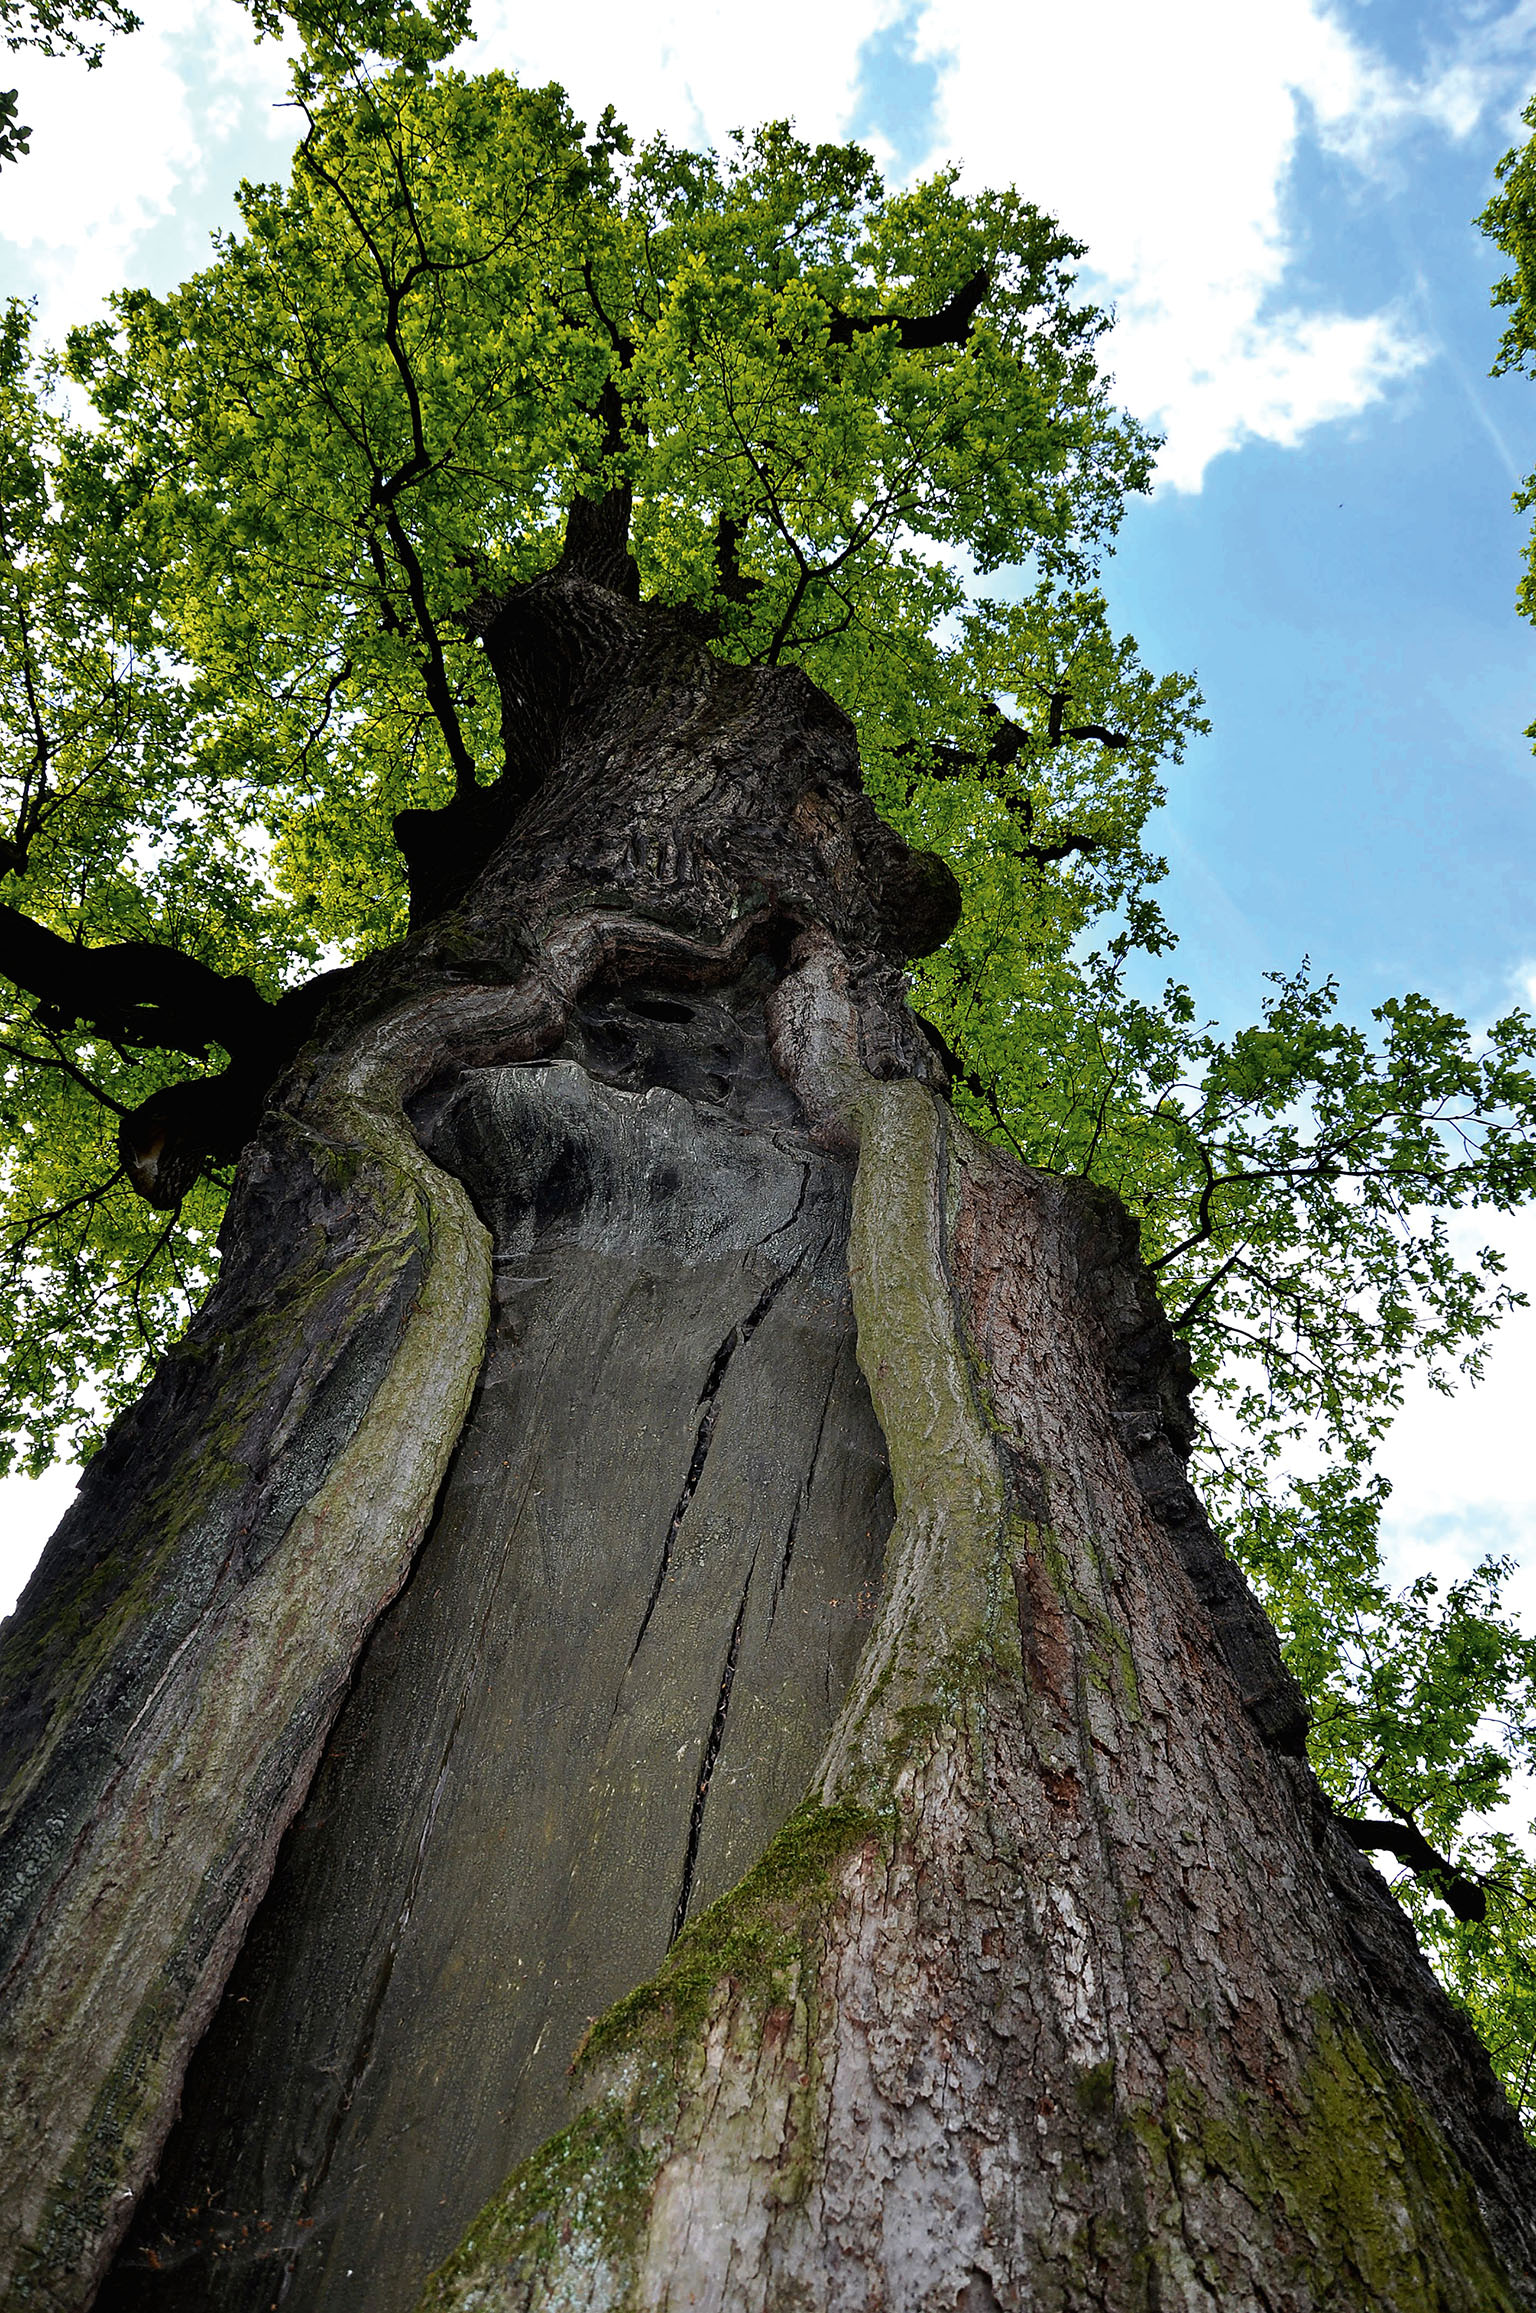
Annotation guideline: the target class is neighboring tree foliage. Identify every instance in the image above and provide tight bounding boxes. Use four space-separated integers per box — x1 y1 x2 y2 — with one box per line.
3 35 1536 2135
0 0 469 164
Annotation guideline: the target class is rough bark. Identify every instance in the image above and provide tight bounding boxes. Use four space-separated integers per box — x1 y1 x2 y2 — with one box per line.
0 568 1531 2312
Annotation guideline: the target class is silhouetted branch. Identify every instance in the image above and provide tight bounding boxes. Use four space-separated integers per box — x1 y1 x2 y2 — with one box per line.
0 905 270 1059
713 514 763 604
822 265 991 351
1336 1811 1488 1923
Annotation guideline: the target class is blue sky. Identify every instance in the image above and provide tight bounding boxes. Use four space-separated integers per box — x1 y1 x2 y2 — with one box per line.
3 0 1536 1634
1101 32 1536 1031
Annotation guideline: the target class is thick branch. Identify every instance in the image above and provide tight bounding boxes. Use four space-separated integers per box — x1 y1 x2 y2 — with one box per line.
823 265 991 351
1043 686 1131 751
1337 1813 1488 1923
713 514 762 605
897 703 1116 871
557 381 641 594
1018 830 1108 868
0 904 271 1059
0 905 353 1207
911 709 1029 783
374 495 481 798
558 483 638 595
115 969 350 1209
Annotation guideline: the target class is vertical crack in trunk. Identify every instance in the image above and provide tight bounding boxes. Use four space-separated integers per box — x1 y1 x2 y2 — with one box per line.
627 1264 796 1668
758 1159 812 1250
670 1550 758 1948
767 1363 837 1633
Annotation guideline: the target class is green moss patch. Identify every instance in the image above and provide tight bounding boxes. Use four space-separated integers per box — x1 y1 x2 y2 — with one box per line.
415 1798 882 2312
576 1796 882 2076
1140 2003 1525 2310
416 2093 664 2312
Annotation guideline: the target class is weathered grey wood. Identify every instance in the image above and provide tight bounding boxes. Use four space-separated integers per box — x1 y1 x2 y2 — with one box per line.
100 1003 892 2313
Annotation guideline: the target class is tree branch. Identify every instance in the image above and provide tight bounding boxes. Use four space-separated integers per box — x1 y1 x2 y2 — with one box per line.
903 691 1131 796
1016 829 1108 868
0 906 355 1206
0 1031 127 1114
822 265 991 351
296 123 481 798
1336 1811 1488 1923
0 904 271 1058
712 513 762 605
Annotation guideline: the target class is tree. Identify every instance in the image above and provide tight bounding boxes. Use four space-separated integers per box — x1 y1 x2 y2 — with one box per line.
1 52 1535 2313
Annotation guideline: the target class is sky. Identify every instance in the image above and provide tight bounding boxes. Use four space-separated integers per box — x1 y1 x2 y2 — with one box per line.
3 0 1536 1711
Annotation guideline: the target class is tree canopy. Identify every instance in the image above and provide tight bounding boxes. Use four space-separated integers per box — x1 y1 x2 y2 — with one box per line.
3 34 1536 2130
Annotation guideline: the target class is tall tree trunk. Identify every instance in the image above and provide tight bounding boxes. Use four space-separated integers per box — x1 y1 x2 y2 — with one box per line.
1 571 1533 2313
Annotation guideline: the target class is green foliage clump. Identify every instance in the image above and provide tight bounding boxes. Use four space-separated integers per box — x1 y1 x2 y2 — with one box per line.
0 0 136 69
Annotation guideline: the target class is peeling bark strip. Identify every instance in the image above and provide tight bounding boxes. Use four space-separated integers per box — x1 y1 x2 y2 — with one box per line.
421 1083 1536 2313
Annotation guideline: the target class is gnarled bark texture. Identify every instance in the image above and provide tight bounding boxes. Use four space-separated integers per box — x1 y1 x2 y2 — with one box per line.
0 567 1533 2313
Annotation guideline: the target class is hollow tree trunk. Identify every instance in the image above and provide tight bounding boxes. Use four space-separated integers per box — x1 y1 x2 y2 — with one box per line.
1 568 1533 2313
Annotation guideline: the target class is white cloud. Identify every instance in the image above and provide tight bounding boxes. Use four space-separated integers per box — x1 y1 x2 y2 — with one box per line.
1320 0 1536 156
0 0 291 338
1117 306 1424 495
910 0 1533 489
470 0 901 155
